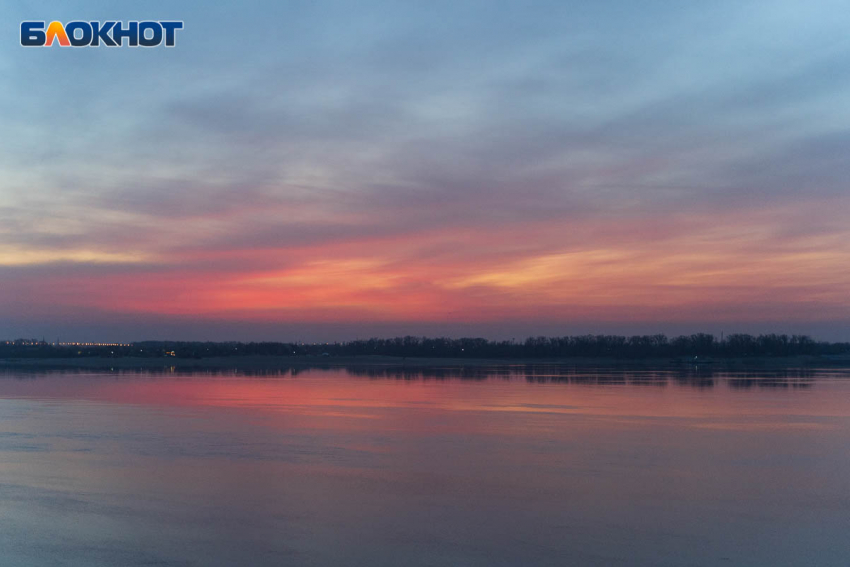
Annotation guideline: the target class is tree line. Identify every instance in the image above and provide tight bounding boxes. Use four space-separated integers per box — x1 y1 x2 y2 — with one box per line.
2 333 848 359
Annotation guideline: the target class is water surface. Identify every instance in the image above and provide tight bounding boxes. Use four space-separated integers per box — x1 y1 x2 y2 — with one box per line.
1 366 848 566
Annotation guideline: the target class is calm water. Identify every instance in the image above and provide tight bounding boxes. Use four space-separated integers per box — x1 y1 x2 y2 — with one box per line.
0 366 848 566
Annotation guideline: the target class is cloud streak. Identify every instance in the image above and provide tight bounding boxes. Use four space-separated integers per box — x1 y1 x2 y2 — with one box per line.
1 0 849 340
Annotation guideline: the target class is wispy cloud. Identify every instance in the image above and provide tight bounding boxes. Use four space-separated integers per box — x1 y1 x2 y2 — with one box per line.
1 0 849 339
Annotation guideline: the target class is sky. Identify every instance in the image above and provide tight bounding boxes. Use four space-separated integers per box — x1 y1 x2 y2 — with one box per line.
1 0 849 342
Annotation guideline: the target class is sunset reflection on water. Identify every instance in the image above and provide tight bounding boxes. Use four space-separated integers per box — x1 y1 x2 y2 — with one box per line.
1 366 848 566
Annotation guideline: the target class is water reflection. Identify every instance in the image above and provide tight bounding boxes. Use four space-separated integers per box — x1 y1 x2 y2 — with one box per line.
0 366 848 567
0 363 830 390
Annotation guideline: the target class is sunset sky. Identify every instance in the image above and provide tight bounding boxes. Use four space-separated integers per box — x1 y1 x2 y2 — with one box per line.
2 1 849 341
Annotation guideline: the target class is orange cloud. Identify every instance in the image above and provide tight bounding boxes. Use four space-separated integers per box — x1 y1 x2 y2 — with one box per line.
4 197 849 330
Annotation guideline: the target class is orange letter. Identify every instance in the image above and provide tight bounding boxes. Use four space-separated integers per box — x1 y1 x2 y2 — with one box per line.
45 21 70 46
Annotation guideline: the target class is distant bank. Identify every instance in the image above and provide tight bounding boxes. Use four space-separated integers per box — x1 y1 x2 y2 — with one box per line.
4 333 849 361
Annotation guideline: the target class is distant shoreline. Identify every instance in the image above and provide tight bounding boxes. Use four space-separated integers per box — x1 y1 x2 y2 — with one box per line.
2 354 849 371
